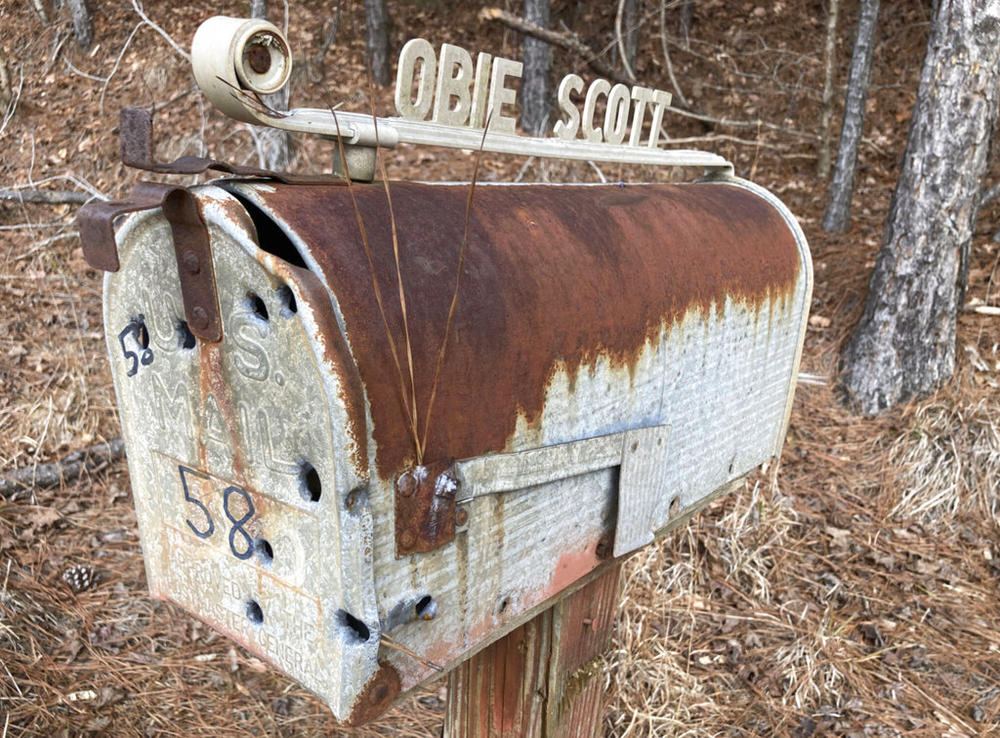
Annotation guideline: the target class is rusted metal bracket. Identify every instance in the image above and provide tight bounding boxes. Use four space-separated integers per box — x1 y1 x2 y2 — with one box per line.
395 459 459 557
76 106 344 342
118 106 335 183
78 184 223 342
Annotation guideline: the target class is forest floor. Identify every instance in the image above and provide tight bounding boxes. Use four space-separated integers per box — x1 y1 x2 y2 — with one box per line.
2 0 1000 735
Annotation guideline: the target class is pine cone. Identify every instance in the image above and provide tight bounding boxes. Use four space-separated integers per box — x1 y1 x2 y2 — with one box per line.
62 565 95 593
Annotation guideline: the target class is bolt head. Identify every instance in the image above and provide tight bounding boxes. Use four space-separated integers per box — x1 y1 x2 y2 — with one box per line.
181 250 200 274
397 473 416 498
191 306 209 330
246 43 271 74
455 507 468 526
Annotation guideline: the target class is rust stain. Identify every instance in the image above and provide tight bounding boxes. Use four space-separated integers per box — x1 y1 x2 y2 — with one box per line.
342 662 401 726
241 182 801 479
547 548 601 599
394 458 457 556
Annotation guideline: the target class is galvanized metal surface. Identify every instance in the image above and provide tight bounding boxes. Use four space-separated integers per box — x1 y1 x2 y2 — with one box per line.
104 189 377 721
100 178 811 723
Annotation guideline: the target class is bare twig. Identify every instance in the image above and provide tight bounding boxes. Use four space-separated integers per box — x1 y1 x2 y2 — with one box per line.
479 7 633 86
0 439 125 499
0 65 23 138
979 182 1000 208
312 2 342 70
964 304 1000 316
615 0 638 84
130 0 191 62
379 633 444 672
0 55 11 110
665 104 818 140
0 189 94 205
29 0 49 25
659 0 690 107
817 0 840 179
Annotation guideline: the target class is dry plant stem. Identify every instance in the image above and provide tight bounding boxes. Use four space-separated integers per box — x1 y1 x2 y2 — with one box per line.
367 73 420 462
331 110 418 452
419 121 490 461
379 633 443 672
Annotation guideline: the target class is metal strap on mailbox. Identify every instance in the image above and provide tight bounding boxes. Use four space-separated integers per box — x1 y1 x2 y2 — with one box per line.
117 107 339 183
78 183 223 342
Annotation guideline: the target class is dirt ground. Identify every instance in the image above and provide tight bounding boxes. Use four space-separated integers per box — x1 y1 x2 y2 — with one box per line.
2 0 999 735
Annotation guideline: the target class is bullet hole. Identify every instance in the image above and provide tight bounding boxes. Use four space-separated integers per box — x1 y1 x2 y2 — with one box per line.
177 319 196 350
277 284 297 316
247 291 269 322
246 599 264 625
415 595 437 621
255 537 274 565
299 460 322 502
135 319 149 349
338 610 371 642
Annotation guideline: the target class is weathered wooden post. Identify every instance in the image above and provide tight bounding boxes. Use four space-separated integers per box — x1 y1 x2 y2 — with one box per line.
76 17 811 734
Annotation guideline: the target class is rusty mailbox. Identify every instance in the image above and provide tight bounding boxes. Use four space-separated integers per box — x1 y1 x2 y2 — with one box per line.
78 17 812 725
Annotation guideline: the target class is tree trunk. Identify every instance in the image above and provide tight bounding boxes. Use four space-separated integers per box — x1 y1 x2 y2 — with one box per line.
822 0 880 233
840 1 1000 416
65 0 93 47
522 0 551 135
364 0 390 86
623 0 640 76
250 0 294 171
0 54 11 111
816 0 840 180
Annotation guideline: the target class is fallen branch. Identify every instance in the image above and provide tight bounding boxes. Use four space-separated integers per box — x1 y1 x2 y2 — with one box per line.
1 439 125 499
479 7 633 86
0 188 94 205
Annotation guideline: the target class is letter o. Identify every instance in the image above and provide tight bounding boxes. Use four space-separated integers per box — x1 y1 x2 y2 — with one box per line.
395 38 436 120
603 83 631 145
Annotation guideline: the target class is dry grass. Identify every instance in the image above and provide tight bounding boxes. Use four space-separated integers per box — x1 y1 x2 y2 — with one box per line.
3 0 1000 735
605 363 1000 736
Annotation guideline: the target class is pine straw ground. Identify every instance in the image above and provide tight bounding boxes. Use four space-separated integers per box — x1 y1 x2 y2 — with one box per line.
3 0 1000 735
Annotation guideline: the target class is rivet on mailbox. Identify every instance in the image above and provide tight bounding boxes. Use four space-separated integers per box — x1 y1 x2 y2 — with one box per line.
76 15 812 726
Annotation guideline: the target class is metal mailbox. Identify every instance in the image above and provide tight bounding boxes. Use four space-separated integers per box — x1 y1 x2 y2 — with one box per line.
77 15 812 726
